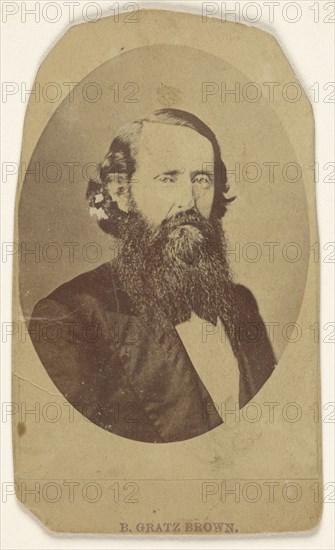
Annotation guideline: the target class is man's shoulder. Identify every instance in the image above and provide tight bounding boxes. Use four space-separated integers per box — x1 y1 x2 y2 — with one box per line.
232 283 260 318
47 262 112 302
31 262 131 321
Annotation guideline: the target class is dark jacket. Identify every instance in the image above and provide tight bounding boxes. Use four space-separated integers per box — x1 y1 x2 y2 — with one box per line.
28 262 276 443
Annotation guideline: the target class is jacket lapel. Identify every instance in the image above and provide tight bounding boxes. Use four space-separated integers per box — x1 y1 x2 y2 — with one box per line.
219 284 276 408
115 314 223 442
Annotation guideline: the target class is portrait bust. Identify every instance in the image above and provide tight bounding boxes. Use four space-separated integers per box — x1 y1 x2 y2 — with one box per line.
14 11 320 535
28 108 276 443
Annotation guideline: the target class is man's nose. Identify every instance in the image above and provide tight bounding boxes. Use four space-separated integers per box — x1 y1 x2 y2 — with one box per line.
173 181 195 214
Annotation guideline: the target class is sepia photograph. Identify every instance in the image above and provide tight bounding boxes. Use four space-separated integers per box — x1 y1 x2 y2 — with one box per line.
27 107 278 442
5 4 329 538
20 43 310 443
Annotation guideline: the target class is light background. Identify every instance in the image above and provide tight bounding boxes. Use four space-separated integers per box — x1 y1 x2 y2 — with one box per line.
1 0 334 548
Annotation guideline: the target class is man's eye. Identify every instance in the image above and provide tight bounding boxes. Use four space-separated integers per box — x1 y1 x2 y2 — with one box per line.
192 174 212 188
158 176 176 184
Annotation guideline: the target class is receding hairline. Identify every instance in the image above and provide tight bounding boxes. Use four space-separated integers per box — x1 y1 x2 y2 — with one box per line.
135 118 215 144
114 111 220 162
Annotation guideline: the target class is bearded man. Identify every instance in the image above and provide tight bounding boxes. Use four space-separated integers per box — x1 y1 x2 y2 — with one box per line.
28 108 276 443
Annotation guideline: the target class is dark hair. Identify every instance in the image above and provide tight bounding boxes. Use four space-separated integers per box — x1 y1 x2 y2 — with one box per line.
86 108 234 236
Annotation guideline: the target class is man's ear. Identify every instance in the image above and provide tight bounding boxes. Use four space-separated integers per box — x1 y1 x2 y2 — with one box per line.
106 172 130 213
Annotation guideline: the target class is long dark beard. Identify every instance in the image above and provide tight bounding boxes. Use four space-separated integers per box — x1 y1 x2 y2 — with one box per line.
113 208 236 331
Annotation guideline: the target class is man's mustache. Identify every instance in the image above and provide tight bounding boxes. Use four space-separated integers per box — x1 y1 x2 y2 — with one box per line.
158 209 212 237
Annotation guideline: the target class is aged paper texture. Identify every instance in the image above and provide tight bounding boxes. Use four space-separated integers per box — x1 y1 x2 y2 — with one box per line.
13 8 322 534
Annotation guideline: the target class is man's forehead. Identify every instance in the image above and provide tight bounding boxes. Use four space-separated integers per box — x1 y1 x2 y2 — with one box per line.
137 122 214 166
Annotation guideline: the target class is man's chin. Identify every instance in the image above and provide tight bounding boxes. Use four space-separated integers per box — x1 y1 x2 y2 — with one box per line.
164 227 207 264
168 224 205 242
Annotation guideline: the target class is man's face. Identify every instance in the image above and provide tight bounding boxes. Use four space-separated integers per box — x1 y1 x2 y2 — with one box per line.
115 122 233 326
130 123 215 227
